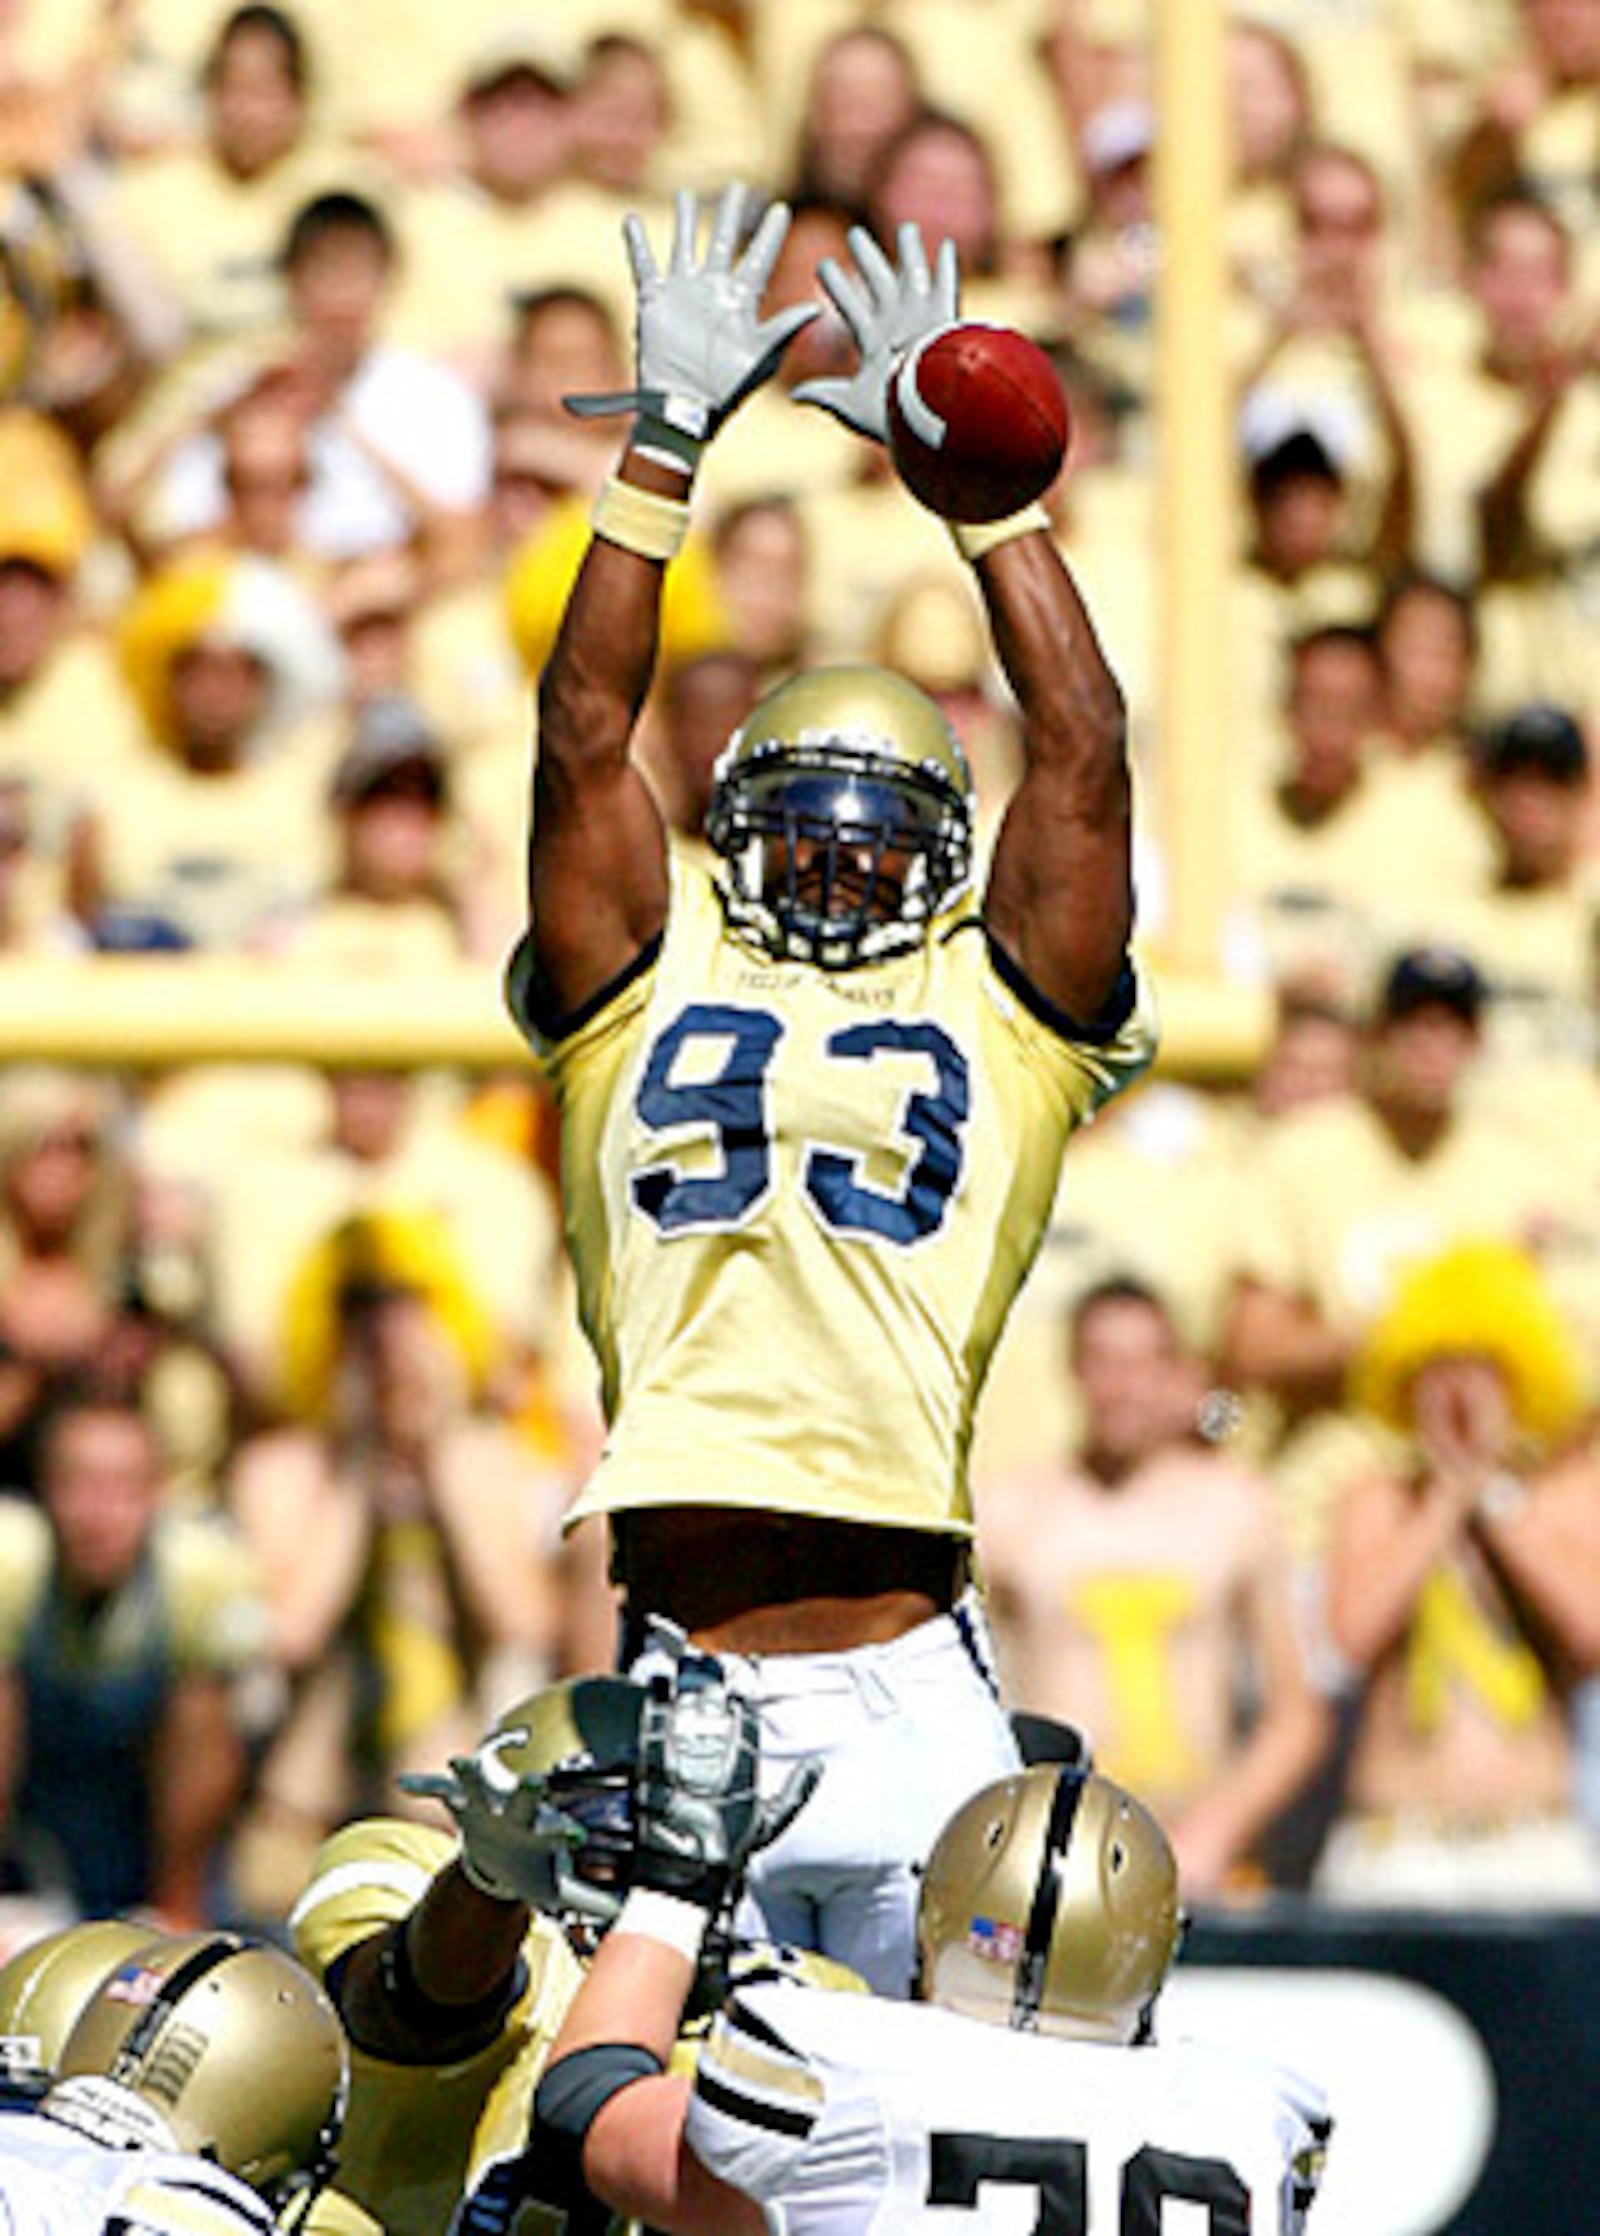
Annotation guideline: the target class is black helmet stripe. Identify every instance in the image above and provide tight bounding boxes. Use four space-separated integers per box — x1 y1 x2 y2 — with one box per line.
1014 1769 1084 2030
106 1936 252 2083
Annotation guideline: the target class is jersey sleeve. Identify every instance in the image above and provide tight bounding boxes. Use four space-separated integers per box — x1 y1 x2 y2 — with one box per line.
983 942 1161 1122
113 2168 275 2235
287 1816 458 1980
0 1498 49 1659
684 1988 826 2203
1276 2064 1335 2233
155 1513 272 1676
503 911 661 1068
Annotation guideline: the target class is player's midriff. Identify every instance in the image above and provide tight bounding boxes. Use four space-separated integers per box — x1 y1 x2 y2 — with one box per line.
613 1507 967 1652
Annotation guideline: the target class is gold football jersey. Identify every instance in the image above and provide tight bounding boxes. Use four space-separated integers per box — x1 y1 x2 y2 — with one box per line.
508 859 1158 1537
288 1817 585 2236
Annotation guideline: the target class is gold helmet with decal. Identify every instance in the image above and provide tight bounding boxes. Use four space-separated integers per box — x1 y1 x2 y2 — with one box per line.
47 1931 348 2212
0 1920 159 2098
915 1765 1182 2045
706 663 974 968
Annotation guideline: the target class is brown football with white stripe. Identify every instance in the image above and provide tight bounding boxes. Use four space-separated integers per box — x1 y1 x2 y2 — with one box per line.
887 322 1069 523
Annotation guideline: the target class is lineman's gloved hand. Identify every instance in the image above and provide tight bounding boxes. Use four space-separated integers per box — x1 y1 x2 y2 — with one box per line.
633 1618 821 1913
565 183 819 472
399 1736 580 1906
792 219 960 443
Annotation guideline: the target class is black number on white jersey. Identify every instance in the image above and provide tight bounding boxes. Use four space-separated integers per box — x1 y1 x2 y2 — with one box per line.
928 2130 1250 2232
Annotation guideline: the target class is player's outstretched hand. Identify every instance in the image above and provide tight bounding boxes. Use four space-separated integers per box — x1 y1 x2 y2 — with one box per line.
634 1618 820 1915
565 183 819 451
399 1736 580 1906
793 220 960 444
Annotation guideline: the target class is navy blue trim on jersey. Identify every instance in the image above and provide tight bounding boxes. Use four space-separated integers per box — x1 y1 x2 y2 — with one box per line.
517 931 664 1043
983 933 1137 1046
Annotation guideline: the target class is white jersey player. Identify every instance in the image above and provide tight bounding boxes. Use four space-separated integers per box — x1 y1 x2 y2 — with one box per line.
528 1739 1332 2234
690 1977 1327 2231
0 2108 276 2235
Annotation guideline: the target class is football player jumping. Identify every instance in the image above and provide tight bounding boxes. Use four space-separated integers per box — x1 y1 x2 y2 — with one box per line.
505 181 1158 1993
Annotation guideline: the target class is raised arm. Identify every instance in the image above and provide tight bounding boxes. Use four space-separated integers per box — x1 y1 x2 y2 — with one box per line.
527 186 817 1027
794 224 1133 1022
525 1637 817 2236
974 530 1134 1022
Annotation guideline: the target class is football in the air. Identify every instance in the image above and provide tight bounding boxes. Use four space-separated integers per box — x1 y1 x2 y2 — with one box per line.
887 322 1070 523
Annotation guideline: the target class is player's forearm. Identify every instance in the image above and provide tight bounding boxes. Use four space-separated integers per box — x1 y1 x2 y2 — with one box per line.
537 545 664 784
545 1930 762 2236
336 1861 529 2062
976 533 1127 789
975 530 1135 1013
402 1857 531 2006
551 1920 695 2067
536 445 690 784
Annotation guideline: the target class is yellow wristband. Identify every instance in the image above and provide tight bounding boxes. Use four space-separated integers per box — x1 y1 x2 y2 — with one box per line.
950 503 1052 563
591 475 691 563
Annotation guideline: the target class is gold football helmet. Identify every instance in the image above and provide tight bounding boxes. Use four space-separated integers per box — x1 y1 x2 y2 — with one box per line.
915 1766 1182 2045
706 663 974 968
46 1931 348 2213
0 1919 158 2098
478 1677 648 1943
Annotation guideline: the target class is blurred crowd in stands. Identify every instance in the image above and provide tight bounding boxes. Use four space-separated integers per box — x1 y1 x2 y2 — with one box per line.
0 0 1599 1939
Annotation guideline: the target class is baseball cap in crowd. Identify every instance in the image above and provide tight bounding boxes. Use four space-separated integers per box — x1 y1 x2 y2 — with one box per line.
1238 389 1361 485
330 696 447 808
1476 702 1589 785
1377 944 1486 1028
1081 99 1154 178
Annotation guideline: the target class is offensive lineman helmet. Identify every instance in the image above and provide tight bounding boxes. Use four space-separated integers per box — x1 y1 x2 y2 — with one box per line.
915 1765 1182 2045
0 1919 157 2100
706 663 974 969
46 1932 348 2212
476 1677 649 1947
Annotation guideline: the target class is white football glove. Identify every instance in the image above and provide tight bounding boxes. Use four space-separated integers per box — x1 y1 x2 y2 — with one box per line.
566 183 819 459
399 1734 580 1906
792 220 961 444
633 1617 821 1915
